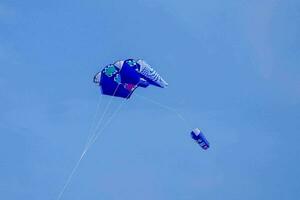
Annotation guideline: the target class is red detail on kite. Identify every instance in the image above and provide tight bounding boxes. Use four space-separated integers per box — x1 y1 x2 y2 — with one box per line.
124 83 135 91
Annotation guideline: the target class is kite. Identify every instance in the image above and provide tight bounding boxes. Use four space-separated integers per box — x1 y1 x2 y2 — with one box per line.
191 128 210 150
93 59 168 99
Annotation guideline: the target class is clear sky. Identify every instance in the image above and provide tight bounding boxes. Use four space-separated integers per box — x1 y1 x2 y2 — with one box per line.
1 0 300 200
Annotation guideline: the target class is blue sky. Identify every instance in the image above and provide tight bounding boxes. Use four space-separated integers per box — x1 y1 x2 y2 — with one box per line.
1 0 300 200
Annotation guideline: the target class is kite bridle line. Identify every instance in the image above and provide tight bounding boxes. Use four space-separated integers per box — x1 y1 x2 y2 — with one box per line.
83 83 121 151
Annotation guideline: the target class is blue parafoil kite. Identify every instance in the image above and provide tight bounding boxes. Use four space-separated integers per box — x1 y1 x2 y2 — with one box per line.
93 59 168 99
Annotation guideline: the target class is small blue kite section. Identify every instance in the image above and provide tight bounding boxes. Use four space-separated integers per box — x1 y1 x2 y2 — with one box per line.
99 64 140 99
191 128 210 150
119 60 141 85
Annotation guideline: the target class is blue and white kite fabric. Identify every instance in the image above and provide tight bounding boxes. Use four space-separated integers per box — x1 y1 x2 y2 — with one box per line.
135 59 168 88
93 59 168 99
191 128 210 150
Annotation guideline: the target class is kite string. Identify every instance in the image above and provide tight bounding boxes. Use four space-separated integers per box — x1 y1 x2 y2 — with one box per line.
56 150 86 200
59 95 127 200
86 85 134 150
134 93 191 130
83 93 103 149
56 84 121 200
84 84 121 151
56 94 103 200
88 98 127 147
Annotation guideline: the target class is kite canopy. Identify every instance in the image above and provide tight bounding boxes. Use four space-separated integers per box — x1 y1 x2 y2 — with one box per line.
93 59 168 99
